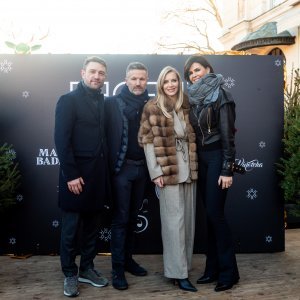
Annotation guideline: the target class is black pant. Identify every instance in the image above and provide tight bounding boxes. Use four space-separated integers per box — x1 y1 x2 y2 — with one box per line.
60 210 100 277
198 148 239 284
110 161 147 272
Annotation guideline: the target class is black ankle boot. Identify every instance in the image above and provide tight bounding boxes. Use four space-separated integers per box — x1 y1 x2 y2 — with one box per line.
174 278 198 292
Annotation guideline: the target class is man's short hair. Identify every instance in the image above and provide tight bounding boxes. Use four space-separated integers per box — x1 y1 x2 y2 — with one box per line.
126 62 148 77
83 56 107 70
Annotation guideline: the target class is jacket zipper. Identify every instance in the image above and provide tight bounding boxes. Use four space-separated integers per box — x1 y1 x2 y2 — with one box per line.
198 109 205 146
193 106 208 146
207 107 211 134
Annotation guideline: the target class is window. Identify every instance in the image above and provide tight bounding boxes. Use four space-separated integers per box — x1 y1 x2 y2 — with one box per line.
268 47 286 87
268 47 286 63
238 0 246 20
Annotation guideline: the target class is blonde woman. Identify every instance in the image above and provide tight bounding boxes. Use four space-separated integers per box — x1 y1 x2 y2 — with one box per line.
138 66 198 292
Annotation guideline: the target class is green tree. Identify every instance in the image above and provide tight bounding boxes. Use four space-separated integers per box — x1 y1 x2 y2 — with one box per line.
0 143 21 213
278 69 300 216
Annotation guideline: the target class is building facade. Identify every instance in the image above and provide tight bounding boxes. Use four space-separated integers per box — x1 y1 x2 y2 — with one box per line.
219 0 300 84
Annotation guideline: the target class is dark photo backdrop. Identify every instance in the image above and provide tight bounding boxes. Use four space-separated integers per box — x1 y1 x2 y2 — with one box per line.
0 54 284 255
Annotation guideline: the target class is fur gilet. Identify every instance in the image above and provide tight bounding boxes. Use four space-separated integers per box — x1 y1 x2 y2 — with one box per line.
138 95 198 185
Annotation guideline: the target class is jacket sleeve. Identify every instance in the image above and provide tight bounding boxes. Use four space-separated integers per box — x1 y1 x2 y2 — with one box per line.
219 91 236 176
144 144 164 180
54 95 80 181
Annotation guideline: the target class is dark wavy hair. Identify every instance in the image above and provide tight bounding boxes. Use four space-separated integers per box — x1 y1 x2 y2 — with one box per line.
184 55 214 84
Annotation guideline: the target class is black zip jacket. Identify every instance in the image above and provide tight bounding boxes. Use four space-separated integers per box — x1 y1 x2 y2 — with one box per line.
189 87 236 176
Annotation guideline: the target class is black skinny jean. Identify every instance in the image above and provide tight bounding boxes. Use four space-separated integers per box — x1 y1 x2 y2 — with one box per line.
110 161 148 273
198 148 239 284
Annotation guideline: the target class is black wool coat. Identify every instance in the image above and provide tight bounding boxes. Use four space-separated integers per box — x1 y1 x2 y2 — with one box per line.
104 96 128 175
54 83 111 212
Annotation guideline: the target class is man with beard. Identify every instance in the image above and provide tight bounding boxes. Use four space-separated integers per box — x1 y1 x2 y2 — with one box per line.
55 56 110 297
105 62 150 290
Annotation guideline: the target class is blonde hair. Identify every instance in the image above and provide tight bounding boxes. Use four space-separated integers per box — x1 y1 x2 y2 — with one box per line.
156 66 184 118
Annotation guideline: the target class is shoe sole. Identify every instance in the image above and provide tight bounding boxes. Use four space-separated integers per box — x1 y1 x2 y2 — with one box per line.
64 291 79 297
78 277 108 287
112 284 128 290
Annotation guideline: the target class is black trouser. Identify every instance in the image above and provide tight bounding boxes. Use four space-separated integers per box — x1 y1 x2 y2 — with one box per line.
60 210 100 277
110 161 148 273
198 148 239 284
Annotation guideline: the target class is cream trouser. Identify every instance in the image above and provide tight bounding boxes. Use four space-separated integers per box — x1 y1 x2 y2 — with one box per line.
158 181 196 279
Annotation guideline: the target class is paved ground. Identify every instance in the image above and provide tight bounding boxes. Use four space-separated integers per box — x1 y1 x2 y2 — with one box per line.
0 229 299 300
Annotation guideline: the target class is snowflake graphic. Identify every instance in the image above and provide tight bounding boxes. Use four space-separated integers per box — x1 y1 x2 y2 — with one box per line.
0 59 13 73
246 188 258 200
9 237 16 245
52 220 59 228
16 194 23 202
265 235 272 243
22 91 30 98
5 149 16 160
259 141 266 148
99 228 111 242
274 59 281 67
224 77 235 89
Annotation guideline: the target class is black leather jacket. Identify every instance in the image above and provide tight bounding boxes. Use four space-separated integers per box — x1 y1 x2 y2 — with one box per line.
189 88 236 176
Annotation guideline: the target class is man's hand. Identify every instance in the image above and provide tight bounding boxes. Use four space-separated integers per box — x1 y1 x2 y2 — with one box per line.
218 176 233 189
67 177 85 194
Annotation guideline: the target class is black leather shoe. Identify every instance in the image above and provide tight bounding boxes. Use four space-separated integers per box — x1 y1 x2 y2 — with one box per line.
174 278 198 292
214 280 238 292
125 259 147 276
112 272 128 290
197 275 218 284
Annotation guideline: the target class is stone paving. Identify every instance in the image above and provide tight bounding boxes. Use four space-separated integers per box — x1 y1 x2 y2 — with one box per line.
0 229 299 300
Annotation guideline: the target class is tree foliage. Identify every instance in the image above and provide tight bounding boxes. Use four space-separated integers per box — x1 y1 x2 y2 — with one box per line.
278 69 300 216
4 28 49 54
0 143 21 213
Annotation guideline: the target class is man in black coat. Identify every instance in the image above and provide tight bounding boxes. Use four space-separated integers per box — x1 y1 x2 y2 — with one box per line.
105 62 150 290
55 56 109 297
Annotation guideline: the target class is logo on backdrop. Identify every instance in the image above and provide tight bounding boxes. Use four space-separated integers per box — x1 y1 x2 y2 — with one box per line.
70 81 157 97
235 158 263 172
135 198 149 233
36 148 60 166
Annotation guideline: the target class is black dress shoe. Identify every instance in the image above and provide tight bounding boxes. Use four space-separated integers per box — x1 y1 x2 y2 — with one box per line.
197 275 218 284
174 278 198 292
125 259 147 276
112 272 128 290
215 280 238 292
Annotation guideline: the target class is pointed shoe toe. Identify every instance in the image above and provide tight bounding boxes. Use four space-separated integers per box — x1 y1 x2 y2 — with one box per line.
174 278 198 292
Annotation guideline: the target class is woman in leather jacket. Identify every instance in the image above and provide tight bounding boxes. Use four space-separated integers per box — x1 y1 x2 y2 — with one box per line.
184 55 240 292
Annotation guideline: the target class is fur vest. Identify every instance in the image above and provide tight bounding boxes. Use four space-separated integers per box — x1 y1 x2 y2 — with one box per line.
138 95 198 185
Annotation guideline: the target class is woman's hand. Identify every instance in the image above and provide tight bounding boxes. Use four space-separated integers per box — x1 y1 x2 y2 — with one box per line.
218 176 233 189
153 176 164 188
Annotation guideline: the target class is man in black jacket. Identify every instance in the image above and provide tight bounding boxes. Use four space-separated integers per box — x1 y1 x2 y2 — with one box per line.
105 62 150 290
55 56 109 297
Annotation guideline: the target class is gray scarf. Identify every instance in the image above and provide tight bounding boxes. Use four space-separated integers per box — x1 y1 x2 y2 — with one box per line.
187 73 224 106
